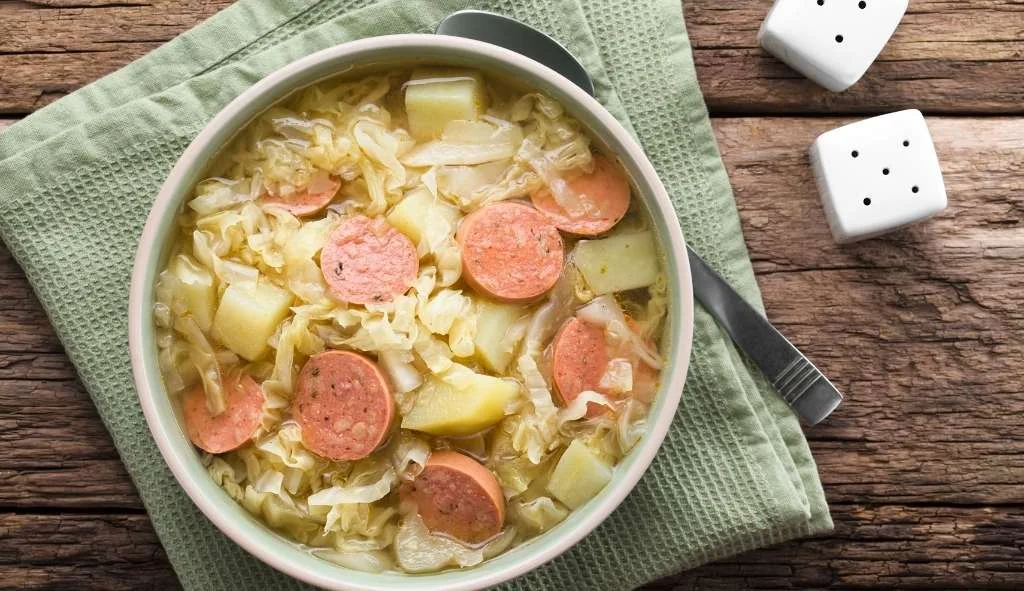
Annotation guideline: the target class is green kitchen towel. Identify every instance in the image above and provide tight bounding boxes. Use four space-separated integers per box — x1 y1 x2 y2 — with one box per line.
0 0 833 589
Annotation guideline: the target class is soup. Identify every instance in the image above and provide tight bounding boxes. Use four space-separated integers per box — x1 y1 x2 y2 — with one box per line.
154 67 668 574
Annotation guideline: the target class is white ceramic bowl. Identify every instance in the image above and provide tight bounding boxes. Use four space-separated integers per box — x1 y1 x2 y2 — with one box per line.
129 34 694 591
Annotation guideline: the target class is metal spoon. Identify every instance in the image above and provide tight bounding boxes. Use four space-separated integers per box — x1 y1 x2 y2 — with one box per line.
436 10 595 96
436 10 843 425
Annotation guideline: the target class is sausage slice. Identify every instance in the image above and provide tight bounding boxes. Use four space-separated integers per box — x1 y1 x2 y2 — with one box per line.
457 202 564 303
293 350 395 461
261 175 341 216
320 216 419 305
551 316 610 418
402 450 505 544
552 315 662 414
530 155 631 236
183 373 265 454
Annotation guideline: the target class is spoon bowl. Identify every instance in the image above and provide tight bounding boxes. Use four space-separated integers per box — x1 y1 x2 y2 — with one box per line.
435 10 595 95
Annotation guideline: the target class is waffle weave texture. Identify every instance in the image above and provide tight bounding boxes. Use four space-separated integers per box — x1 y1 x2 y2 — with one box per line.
0 0 832 589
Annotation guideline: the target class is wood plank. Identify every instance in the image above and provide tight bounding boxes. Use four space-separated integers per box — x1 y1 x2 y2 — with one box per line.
0 0 231 113
659 505 1024 589
717 115 1024 509
0 512 180 591
0 376 142 509
1 506 1020 590
0 1 1022 114
684 0 1024 115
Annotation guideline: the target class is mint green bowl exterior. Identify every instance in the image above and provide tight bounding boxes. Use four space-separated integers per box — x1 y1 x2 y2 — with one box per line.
129 34 694 591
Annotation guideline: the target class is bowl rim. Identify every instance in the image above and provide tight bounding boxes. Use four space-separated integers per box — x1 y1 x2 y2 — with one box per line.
128 33 694 591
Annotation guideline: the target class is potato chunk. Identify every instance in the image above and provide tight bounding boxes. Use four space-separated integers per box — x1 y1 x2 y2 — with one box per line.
402 371 519 436
474 299 527 373
405 68 487 140
212 280 293 361
386 187 461 245
546 439 613 509
171 254 216 332
574 231 660 295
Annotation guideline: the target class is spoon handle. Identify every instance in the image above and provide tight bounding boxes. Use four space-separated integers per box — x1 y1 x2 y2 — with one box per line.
687 248 843 425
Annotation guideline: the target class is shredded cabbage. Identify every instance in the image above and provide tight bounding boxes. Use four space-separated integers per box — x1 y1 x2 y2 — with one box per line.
390 432 430 481
616 399 649 454
513 496 569 534
578 295 663 370
378 349 423 395
189 177 256 215
401 119 523 167
558 391 614 424
394 514 517 573
205 424 427 551
176 314 224 414
309 467 396 506
599 358 634 395
314 548 395 573
507 93 593 214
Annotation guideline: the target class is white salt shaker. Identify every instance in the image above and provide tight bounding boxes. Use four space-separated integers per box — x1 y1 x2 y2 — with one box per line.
758 0 909 92
810 110 948 244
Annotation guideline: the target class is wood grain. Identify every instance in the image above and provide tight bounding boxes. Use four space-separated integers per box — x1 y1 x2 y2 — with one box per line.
684 0 1024 115
2 505 1022 590
671 505 1024 590
1 1 1023 114
0 513 179 591
0 377 141 509
715 117 1024 512
0 0 231 113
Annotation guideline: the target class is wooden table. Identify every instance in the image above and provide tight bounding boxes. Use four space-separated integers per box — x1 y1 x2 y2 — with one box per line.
1 1 1022 589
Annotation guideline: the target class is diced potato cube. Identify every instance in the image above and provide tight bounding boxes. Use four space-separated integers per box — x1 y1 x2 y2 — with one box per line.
212 279 293 361
386 187 462 245
474 299 527 373
402 372 519 436
171 254 216 332
405 68 487 140
546 439 613 509
574 232 660 295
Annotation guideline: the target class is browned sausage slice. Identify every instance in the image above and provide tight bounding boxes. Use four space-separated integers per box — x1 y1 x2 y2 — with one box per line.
320 216 419 305
183 373 265 454
293 350 395 461
552 316 662 414
551 316 610 418
261 175 341 216
456 202 564 303
530 155 631 236
402 450 505 544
